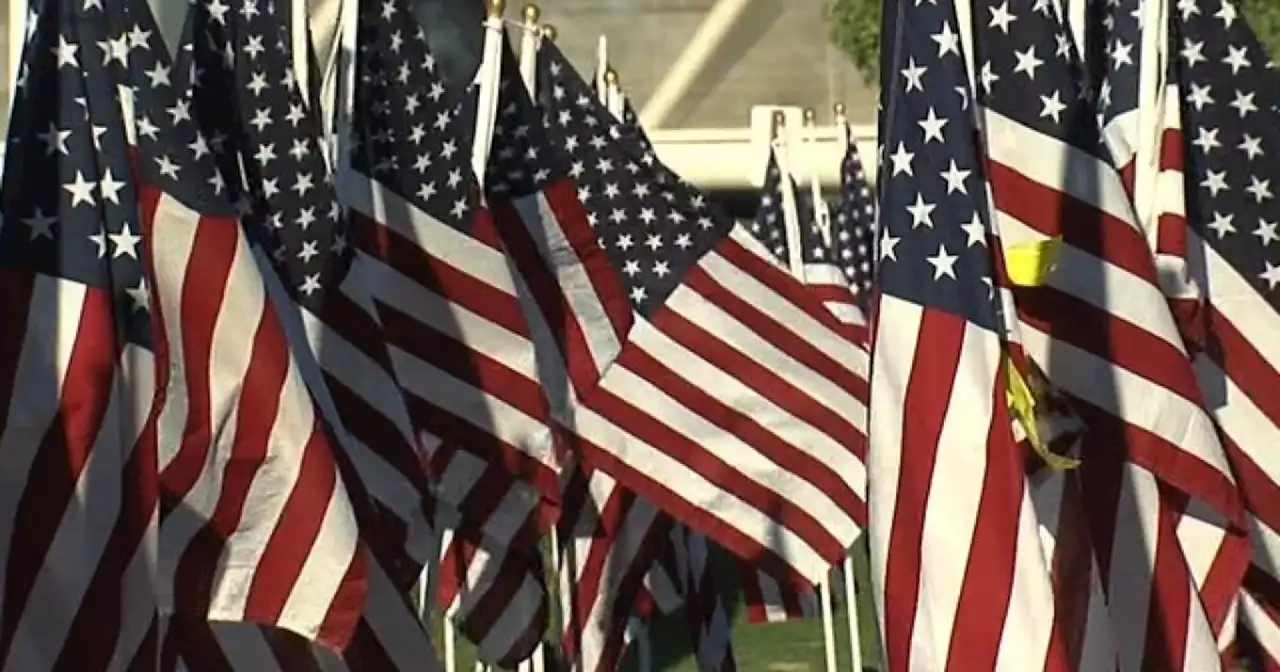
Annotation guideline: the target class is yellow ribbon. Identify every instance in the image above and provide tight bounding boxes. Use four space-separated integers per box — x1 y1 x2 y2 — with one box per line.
1002 237 1080 470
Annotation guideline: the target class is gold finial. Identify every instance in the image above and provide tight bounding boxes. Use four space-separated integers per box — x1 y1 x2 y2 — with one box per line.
522 4 540 23
803 108 816 125
604 68 619 86
485 0 505 19
833 102 846 116
772 110 786 127
541 24 557 40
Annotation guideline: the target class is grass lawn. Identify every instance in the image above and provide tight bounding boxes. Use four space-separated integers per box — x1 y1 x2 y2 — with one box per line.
430 541 882 671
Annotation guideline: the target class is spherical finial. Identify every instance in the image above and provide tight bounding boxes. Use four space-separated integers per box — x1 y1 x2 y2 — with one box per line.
485 0 505 18
833 102 846 116
772 110 786 127
803 108 816 125
541 24 557 40
522 4 539 23
604 69 619 86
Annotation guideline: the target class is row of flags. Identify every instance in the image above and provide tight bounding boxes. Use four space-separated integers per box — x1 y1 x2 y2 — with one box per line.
7 0 1280 669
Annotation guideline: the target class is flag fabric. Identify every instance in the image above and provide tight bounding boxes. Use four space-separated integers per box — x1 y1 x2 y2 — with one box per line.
974 1 1244 667
833 128 878 308
867 0 1069 667
1086 0 1249 654
340 0 562 535
2 0 372 665
490 38 869 589
668 526 737 672
336 1 555 664
751 151 867 328
1172 0 1280 660
0 0 169 666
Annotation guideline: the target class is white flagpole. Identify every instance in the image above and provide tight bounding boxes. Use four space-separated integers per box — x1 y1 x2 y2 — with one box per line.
595 35 608 104
772 112 806 283
518 5 541 97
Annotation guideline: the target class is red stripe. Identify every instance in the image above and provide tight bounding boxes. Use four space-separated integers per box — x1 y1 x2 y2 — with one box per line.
881 307 965 672
949 361 1049 670
1142 487 1194 672
157 213 240 500
0 287 118 662
1015 289 1243 527
988 160 1157 283
350 212 531 339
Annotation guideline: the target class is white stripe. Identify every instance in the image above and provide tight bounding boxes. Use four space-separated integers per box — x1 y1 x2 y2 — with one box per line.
343 178 522 297
512 190 624 376
2 343 155 670
995 211 1187 355
867 295 919 632
909 320 1003 670
571 396 828 584
1198 231 1280 383
1242 592 1280 667
0 276 84 629
1017 321 1233 484
601 322 858 542
983 108 1140 228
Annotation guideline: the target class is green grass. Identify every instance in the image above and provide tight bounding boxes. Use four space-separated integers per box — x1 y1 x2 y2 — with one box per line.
428 540 882 671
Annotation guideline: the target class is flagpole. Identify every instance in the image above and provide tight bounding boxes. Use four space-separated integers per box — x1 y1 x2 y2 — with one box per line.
595 35 609 105
771 112 807 283
519 5 540 97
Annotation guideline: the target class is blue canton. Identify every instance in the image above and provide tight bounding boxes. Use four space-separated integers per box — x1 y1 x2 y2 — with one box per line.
834 134 878 299
350 0 480 233
877 0 1003 332
1176 0 1280 306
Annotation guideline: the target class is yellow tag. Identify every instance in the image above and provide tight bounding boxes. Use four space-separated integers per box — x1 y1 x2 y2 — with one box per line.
1005 237 1063 287
1005 355 1081 471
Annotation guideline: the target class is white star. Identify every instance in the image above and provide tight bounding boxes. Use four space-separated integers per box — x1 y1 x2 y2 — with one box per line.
97 34 131 67
902 58 927 92
906 194 936 228
1254 219 1279 246
110 223 142 258
297 240 320 263
24 209 57 240
1192 127 1221 153
880 230 901 261
1013 46 1044 79
980 61 1000 92
1246 175 1272 203
889 142 915 176
1260 261 1280 291
918 107 948 143
1182 39 1207 67
926 244 959 280
1201 170 1230 197
1110 39 1133 68
1215 0 1237 28
1224 45 1251 74
988 1 1016 33
125 280 150 312
941 160 971 194
1240 134 1265 160
207 0 231 23
98 168 126 204
54 36 79 68
1187 82 1214 110
1207 211 1235 238
961 215 987 246
127 25 152 50
89 230 106 255
300 274 322 296
155 154 180 180
63 171 97 207
145 62 170 87
931 21 960 57
38 124 72 155
1229 90 1257 117
1039 90 1067 123
292 173 314 197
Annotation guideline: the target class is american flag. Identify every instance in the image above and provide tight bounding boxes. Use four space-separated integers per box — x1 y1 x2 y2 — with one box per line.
168 0 452 666
975 0 1243 666
339 1 553 664
491 37 868 590
0 0 167 666
867 0 1068 667
1083 0 1251 659
0 0 376 666
1172 0 1280 664
751 151 867 327
833 128 877 309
